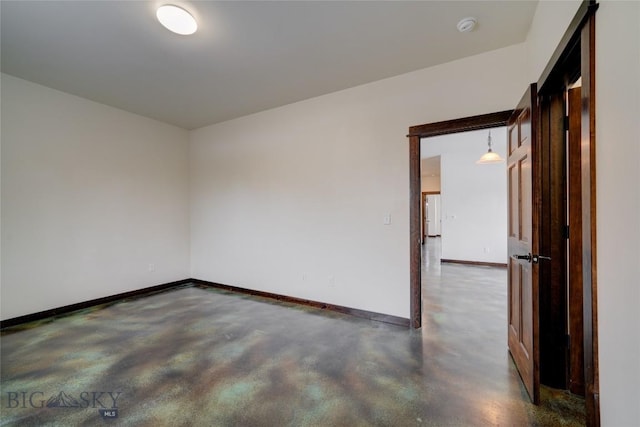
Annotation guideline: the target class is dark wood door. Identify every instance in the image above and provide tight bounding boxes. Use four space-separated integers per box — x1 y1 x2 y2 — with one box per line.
507 83 540 404
567 86 585 396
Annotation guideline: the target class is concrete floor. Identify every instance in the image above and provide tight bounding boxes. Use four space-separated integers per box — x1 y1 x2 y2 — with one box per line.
1 238 585 426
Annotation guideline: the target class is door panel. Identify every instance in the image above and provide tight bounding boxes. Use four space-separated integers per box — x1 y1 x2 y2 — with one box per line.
567 86 585 396
507 83 540 404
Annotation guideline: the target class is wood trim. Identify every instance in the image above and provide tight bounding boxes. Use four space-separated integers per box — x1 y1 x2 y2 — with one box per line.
0 279 192 330
580 14 599 426
408 110 513 138
192 279 411 328
409 135 422 328
440 259 507 268
1 278 411 331
568 86 585 396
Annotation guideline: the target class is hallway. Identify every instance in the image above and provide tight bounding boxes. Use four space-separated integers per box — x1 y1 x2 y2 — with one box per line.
0 240 585 425
420 237 585 425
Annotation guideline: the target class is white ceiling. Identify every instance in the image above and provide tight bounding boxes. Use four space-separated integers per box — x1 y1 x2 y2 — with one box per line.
1 1 538 130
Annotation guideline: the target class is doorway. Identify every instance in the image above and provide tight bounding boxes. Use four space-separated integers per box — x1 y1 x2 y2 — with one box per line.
406 4 598 424
409 104 588 415
407 111 513 329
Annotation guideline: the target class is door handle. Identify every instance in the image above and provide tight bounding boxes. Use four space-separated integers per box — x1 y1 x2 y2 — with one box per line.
532 254 551 264
511 253 532 262
511 253 552 264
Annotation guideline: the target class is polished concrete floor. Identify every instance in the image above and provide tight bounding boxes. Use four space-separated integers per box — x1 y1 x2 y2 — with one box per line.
1 238 585 426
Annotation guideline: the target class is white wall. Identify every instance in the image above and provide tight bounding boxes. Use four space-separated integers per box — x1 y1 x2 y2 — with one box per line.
421 128 508 264
190 45 526 318
0 74 190 320
593 2 640 425
526 0 582 83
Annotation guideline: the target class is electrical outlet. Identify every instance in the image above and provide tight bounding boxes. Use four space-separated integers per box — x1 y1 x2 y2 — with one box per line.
148 263 156 272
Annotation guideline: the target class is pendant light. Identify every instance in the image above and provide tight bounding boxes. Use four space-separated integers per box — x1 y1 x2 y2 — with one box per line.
476 131 504 164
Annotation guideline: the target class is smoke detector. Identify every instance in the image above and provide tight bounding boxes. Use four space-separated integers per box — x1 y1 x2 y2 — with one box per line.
457 17 477 33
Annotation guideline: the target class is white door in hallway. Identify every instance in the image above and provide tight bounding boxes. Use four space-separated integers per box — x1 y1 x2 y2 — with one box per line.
426 194 441 236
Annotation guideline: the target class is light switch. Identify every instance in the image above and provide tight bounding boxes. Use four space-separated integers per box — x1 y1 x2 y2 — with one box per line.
383 214 392 225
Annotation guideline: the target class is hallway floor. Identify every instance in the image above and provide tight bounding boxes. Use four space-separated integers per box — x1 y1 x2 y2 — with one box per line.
1 238 585 426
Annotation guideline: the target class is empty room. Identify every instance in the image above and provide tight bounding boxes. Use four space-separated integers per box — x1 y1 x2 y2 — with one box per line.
1 1 638 426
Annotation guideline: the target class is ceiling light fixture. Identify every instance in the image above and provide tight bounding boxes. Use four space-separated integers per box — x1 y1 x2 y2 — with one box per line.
156 5 197 35
476 131 504 164
457 17 477 33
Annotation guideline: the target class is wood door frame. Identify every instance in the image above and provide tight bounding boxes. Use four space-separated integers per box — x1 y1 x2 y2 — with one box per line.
580 16 599 425
407 110 513 329
536 1 599 424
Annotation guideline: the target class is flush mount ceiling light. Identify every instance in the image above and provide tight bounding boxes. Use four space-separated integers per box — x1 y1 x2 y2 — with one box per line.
156 5 197 35
457 17 477 33
476 131 505 164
